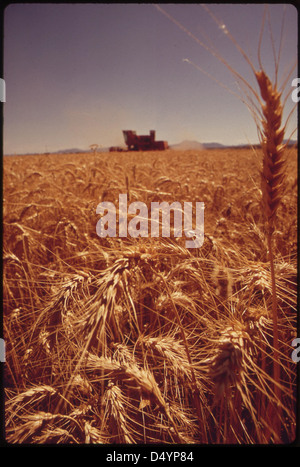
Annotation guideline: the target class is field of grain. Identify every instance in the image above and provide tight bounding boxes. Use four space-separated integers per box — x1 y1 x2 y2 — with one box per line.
3 147 298 444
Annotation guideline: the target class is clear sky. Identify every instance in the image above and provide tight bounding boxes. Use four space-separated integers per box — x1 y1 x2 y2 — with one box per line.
3 3 298 155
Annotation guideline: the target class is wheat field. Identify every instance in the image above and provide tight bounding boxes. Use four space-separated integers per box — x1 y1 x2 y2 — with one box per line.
3 146 297 444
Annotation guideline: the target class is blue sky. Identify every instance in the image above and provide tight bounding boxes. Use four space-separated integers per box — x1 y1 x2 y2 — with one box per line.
3 3 298 154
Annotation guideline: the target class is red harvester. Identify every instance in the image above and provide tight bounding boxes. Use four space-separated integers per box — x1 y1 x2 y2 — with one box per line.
122 130 168 151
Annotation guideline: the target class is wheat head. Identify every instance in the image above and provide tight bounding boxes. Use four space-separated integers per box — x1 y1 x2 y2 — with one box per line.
255 70 287 234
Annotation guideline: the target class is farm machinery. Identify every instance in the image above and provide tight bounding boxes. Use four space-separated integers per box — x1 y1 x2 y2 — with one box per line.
122 130 168 151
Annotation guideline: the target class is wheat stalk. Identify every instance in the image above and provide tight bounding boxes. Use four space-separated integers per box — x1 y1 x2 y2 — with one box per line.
84 352 185 442
227 64 287 440
254 66 288 433
103 383 135 444
256 72 287 232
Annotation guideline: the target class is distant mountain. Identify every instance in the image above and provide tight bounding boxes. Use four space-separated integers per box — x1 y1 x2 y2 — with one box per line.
170 140 226 150
170 140 204 150
171 139 298 150
52 146 115 154
53 148 87 154
202 142 226 149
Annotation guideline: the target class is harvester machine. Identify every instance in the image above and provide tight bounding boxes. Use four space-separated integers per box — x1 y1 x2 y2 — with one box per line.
123 130 168 151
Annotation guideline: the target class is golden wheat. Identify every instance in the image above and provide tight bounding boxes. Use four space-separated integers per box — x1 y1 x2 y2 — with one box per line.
4 147 297 444
3 5 297 444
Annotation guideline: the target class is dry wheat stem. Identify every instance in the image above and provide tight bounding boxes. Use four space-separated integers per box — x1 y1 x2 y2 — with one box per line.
255 69 286 423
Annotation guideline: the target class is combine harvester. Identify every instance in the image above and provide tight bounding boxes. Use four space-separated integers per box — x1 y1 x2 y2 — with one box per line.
110 130 168 152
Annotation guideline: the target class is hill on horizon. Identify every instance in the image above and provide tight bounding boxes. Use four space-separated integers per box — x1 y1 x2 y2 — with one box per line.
170 140 225 150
